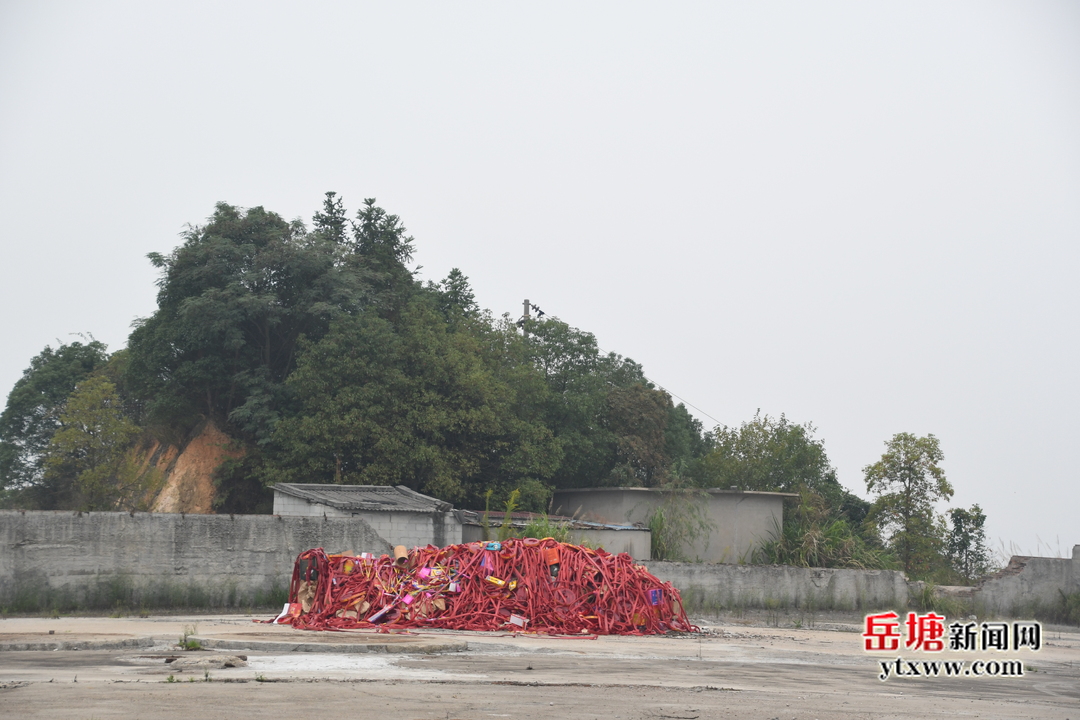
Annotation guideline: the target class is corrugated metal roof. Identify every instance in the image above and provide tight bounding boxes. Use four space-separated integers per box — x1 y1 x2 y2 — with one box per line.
273 484 452 513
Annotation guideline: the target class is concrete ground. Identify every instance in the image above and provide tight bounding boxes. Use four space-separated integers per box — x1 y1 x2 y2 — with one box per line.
1 613 1077 719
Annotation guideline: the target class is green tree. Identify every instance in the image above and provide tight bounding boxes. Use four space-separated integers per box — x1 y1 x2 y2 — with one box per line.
522 317 668 488
665 403 710 479
604 383 674 487
350 198 416 310
0 339 108 507
946 504 991 583
690 412 861 511
124 197 376 443
687 412 877 566
265 295 561 507
43 376 145 510
427 268 479 327
864 432 953 578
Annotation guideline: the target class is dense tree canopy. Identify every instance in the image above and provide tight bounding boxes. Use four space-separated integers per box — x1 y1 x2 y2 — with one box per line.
264 296 561 507
688 412 866 521
125 199 374 443
521 318 674 489
690 412 836 493
0 339 108 507
115 194 704 511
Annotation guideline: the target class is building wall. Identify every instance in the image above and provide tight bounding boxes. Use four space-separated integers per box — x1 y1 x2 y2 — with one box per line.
459 524 651 560
553 488 786 563
355 510 461 549
568 528 650 559
273 493 461 549
273 493 338 517
0 510 389 609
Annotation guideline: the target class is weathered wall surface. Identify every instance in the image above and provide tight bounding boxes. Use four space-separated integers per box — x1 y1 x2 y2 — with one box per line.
458 524 652 559
273 493 461 548
355 510 461 549
553 488 790 563
0 511 389 608
646 561 910 611
3 512 1074 617
968 546 1080 616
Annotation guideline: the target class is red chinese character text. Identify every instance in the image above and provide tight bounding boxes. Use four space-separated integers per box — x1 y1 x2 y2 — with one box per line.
905 612 945 651
863 612 901 651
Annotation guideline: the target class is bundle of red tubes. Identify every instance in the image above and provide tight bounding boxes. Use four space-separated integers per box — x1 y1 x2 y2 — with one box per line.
273 538 696 635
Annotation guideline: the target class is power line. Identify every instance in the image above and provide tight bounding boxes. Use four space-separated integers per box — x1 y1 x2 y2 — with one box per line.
597 346 725 428
521 299 725 428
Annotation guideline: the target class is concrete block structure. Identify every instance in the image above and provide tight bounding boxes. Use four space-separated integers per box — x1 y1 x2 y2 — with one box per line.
273 484 460 548
273 484 652 559
0 510 388 608
552 487 796 563
459 511 651 559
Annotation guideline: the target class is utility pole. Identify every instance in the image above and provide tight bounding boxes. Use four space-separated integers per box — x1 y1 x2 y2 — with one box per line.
519 299 546 336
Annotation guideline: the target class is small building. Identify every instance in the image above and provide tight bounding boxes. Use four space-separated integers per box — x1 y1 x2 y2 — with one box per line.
272 483 655 560
272 483 460 548
551 487 796 563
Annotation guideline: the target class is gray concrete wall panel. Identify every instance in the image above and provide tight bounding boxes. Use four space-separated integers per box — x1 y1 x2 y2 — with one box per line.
0 511 390 607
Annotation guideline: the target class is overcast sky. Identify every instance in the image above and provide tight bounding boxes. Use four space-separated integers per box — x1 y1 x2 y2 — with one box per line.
2 1 1077 557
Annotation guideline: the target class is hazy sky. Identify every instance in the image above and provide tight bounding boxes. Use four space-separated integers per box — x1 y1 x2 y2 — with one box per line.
2 1 1077 557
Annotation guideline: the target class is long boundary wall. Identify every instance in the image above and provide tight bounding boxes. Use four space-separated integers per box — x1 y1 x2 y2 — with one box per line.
646 561 910 612
3 512 1076 618
0 511 389 609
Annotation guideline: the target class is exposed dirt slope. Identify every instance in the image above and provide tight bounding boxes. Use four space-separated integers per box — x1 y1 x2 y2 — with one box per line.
140 421 243 514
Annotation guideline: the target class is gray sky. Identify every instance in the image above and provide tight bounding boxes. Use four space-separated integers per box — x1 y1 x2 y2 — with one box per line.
2 1 1077 557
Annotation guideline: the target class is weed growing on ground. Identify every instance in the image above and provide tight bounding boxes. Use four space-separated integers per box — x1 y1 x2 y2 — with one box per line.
911 583 969 618
179 624 202 651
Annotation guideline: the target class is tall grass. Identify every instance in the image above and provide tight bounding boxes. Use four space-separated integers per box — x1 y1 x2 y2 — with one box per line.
754 491 897 570
517 514 574 543
646 489 712 561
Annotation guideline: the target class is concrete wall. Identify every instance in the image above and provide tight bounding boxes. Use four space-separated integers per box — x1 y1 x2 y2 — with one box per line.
272 492 330 517
553 488 788 563
0 510 389 609
968 546 1080 616
646 561 911 612
4 511 1074 618
273 494 460 549
567 528 649 558
355 510 461 549
459 524 651 559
